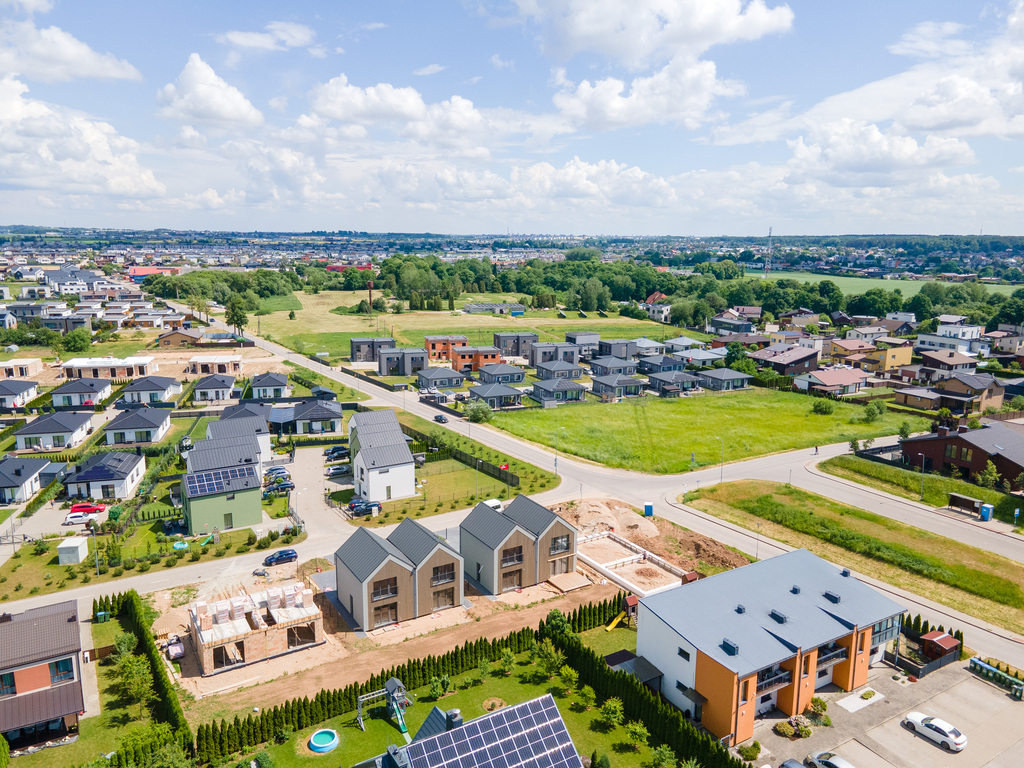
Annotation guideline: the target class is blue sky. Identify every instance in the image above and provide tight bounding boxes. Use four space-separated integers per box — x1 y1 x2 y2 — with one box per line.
2 0 1023 236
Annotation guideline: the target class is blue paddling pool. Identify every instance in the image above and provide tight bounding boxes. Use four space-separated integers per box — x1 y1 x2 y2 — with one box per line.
172 541 189 551
309 729 338 753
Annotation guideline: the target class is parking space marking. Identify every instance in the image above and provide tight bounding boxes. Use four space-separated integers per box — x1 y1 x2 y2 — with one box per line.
831 738 905 768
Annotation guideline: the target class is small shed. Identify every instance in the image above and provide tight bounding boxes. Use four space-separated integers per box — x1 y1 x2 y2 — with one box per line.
920 631 961 660
58 536 89 565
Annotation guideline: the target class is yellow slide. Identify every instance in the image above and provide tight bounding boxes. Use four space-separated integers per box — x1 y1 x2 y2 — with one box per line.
606 611 626 631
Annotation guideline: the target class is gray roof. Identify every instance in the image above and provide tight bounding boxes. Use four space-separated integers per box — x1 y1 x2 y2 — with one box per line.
0 600 82 668
251 372 289 388
122 375 178 393
647 371 700 385
633 338 664 348
698 368 754 381
0 456 50 488
412 706 450 743
535 360 581 372
65 451 144 484
206 415 269 440
470 383 522 398
532 378 585 392
350 409 401 430
461 501 520 549
418 367 465 381
357 442 414 469
195 374 235 389
503 494 567 537
187 436 260 472
220 402 273 422
106 407 170 432
639 355 679 366
947 372 1000 390
0 677 84 733
52 378 112 395
18 410 92 435
0 379 37 396
590 356 632 368
292 399 344 422
335 526 412 583
478 363 523 375
640 549 905 677
387 517 459 566
904 421 1024 465
592 374 644 387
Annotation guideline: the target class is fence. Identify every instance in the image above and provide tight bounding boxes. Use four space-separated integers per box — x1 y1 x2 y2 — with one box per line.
398 422 520 487
418 396 463 417
339 367 409 391
883 649 960 678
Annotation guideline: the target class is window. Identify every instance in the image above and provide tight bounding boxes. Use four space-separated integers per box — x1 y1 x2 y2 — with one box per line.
740 679 750 704
371 577 398 602
675 680 689 693
52 435 65 447
944 444 955 458
550 535 570 555
432 563 455 586
859 633 868 653
373 603 397 627
760 693 772 704
961 447 973 462
0 672 14 696
677 648 691 662
802 655 811 678
49 657 74 683
501 546 523 567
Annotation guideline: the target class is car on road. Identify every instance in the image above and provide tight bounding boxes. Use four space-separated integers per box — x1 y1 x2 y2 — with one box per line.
263 549 298 567
902 712 968 751
805 752 858 768
433 414 449 423
63 512 98 526
70 502 106 515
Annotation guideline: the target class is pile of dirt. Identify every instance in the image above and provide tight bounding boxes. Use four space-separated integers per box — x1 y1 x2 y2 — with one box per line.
634 522 749 573
550 499 659 539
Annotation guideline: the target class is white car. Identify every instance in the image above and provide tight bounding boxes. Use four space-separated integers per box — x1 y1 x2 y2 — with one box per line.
805 752 858 768
902 712 968 751
63 512 98 526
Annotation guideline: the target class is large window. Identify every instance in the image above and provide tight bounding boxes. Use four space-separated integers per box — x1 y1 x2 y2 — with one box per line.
549 535 570 555
0 672 14 696
431 563 455 586
371 577 398 602
49 657 74 684
961 447 973 462
944 444 955 458
501 546 523 567
373 603 397 627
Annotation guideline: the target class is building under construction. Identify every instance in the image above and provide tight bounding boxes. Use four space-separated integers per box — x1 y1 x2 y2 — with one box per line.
188 583 324 676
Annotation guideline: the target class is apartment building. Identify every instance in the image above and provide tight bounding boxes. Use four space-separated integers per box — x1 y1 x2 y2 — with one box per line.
423 335 468 361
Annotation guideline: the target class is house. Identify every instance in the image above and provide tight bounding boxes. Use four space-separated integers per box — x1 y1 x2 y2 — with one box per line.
696 369 753 391
527 342 580 367
182 464 263 534
747 345 819 376
65 451 145 500
0 311 16 330
350 337 397 363
916 324 988 357
157 327 204 347
885 312 917 324
917 350 977 383
589 356 637 377
645 303 672 323
121 376 182 404
0 358 42 379
637 549 904 746
16 411 92 451
646 291 669 305
768 330 806 346
646 371 701 397
0 457 50 503
535 360 583 380
565 331 600 358
0 601 85 751
460 495 577 594
52 379 113 408
251 372 291 399
530 377 586 403
186 435 261 475
18 285 51 299
105 407 170 445
477 363 525 385
591 373 645 399
598 339 637 359
733 306 763 322
348 410 416 502
638 354 686 375
207 416 273 465
902 421 1024 486
377 348 428 377
830 311 853 326
423 335 467 360
0 379 38 408
710 316 754 336
936 313 968 325
664 336 705 353
875 318 916 336
845 326 887 343
793 368 870 396
188 355 242 375
468 383 523 409
855 344 913 374
291 399 344 434
825 338 876 362
62 356 154 379
194 374 235 402
935 372 1004 412
492 332 537 357
11 266 44 281
416 367 467 390
464 302 526 315
674 348 728 367
334 518 463 629
709 333 770 350
449 345 502 373
633 338 666 357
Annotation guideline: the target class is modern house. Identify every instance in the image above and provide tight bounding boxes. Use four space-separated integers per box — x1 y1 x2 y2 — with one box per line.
50 378 112 408
0 358 43 379
468 383 523 409
591 374 644 399
915 350 977 383
350 337 397 363
0 601 85 750
527 342 580 367
902 421 1024 483
291 399 344 434
64 451 145 500
664 336 705 354
936 372 1004 411
423 335 468 361
62 356 154 379
377 348 428 377
637 355 686 375
416 367 467 390
207 415 273 465
182 465 263 534
535 360 583 380
530 378 586 404
188 355 242 375
251 372 291 399
464 302 526 315
646 371 700 397
0 457 51 503
824 339 876 362
16 411 92 451
450 346 502 373
121 376 182 404
674 348 728 367
493 332 537 356
636 549 904 746
194 374 235 402
845 326 889 343
565 331 600 359
709 333 770 350
0 379 38 409
746 344 819 376
334 518 464 629
588 356 637 377
459 495 577 594
157 328 204 347
186 436 261 475
597 339 637 359
696 369 753 391
710 316 754 336
477 363 526 385
104 407 171 445
348 410 416 502
853 344 913 374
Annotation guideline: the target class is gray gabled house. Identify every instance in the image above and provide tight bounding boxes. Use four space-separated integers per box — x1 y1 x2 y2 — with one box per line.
416 367 467 390
468 382 522 409
646 370 700 397
591 374 645 399
477 363 525 384
697 369 753 391
535 360 583 380
530 377 585 404
589 356 637 377
638 354 685 374
459 495 577 594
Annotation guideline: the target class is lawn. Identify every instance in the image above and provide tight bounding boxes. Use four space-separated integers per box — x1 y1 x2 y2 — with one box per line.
85 335 160 359
258 293 303 314
688 480 1024 634
0 345 57 362
282 362 368 402
159 418 193 447
578 624 638 658
751 271 1017 297
491 388 930 473
188 416 214 439
90 614 127 650
262 494 289 518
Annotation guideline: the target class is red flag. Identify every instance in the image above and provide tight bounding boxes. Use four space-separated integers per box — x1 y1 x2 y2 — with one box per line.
500 463 509 470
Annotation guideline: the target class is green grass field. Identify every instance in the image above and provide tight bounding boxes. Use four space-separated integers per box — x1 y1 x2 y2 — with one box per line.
752 271 1016 297
490 389 930 473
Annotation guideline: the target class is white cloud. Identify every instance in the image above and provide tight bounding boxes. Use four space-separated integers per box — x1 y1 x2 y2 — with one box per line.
360 22 387 31
512 157 677 207
0 1 53 14
158 54 264 128
490 53 514 70
0 19 140 82
413 63 445 76
217 21 316 52
310 73 427 122
268 96 288 112
889 21 972 58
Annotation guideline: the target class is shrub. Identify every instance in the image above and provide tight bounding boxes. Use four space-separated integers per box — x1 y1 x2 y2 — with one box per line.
190 550 201 562
861 690 875 699
113 567 124 577
247 530 258 546
32 539 50 556
796 724 812 738
98 565 109 575
811 399 835 415
215 547 227 557
256 536 272 550
737 741 761 761
82 574 91 583
137 560 151 573
774 722 795 737
123 558 136 570
810 696 827 714
236 545 251 554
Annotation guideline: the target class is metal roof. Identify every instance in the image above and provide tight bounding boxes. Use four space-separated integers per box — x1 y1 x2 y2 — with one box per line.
590 356 631 368
206 415 269 440
292 399 344 422
18 410 93 436
532 378 585 392
105 407 170 432
418 367 464 380
251 372 289 388
387 517 459 566
187 436 259 472
0 456 50 488
357 443 414 469
460 502 520 549
194 374 235 389
0 600 81 669
591 374 644 387
334 526 412 583
503 494 567 537
647 371 700 385
470 383 522 398
412 706 450 743
51 378 112 395
639 549 905 677
697 368 754 381
536 360 581 372
0 379 36 396
65 451 144 484
220 402 273 422
0 679 85 733
905 421 1024 466
478 363 523 375
121 375 178 393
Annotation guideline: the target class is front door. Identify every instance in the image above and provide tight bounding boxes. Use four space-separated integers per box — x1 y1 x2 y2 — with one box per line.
223 513 233 529
386 486 391 500
501 569 522 592
551 556 571 576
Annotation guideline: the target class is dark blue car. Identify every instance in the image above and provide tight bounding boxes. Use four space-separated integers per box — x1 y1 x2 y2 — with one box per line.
263 549 298 567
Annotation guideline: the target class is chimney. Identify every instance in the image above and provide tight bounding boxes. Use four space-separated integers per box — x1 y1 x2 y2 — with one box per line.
937 426 949 437
446 709 463 730
957 425 969 434
14 467 21 477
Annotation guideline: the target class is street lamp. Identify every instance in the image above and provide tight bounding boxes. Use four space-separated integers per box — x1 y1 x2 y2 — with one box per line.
90 524 99 576
918 452 926 500
713 435 724 485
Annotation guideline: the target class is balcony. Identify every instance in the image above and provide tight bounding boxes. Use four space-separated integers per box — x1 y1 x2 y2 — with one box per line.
431 574 455 587
371 589 398 602
501 556 523 568
755 668 792 694
549 545 570 556
817 646 849 668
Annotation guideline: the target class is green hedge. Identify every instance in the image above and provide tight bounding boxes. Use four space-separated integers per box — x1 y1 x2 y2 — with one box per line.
0 732 8 768
22 475 64 517
0 418 25 442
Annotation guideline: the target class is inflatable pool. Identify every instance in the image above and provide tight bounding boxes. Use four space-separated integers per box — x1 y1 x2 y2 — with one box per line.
309 729 338 753
172 541 189 551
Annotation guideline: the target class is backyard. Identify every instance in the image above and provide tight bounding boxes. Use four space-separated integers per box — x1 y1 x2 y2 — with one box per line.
687 480 1024 634
491 389 930 473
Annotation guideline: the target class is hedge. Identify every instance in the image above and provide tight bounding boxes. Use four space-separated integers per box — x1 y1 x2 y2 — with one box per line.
0 733 8 768
21 475 64 517
0 418 25 443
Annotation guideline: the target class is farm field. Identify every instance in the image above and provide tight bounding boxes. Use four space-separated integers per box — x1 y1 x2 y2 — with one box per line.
490 389 929 473
751 270 1017 297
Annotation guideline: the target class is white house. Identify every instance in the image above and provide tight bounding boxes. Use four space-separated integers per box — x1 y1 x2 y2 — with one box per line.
64 451 145 500
104 407 171 445
16 411 92 451
194 374 234 401
292 399 344 434
51 378 112 407
121 376 182 404
0 457 51 503
250 372 291 399
348 410 416 502
0 379 38 408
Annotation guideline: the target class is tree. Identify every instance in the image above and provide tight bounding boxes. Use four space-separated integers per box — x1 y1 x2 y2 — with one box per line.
139 743 193 768
578 684 596 710
598 697 624 728
898 420 912 440
118 653 155 716
429 676 444 700
61 328 92 354
724 341 747 366
500 647 516 677
729 356 757 375
536 638 565 679
1011 395 1024 411
558 665 579 695
465 401 493 423
811 399 835 415
624 720 649 751
976 460 1001 489
112 631 138 667
288 310 296 320
226 297 249 335
545 609 571 635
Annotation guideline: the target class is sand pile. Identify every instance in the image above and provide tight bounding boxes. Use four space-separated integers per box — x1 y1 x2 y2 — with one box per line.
550 499 659 539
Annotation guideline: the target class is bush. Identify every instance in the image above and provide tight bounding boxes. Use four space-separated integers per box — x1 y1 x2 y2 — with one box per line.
32 539 50 556
737 741 761 761
811 399 835 415
247 530 258 546
256 536 272 550
255 752 275 768
774 722 795 737
123 558 136 570
810 696 827 714
138 560 151 572
215 547 227 557
190 550 201 562
113 567 124 577
796 724 812 738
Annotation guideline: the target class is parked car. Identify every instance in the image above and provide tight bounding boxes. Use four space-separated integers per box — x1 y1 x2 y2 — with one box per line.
264 472 291 485
433 414 449 423
326 465 351 477
780 761 803 768
483 498 504 512
902 712 968 751
805 752 858 768
70 502 106 515
263 481 295 498
323 445 349 457
63 512 98 526
351 502 382 516
263 549 298 567
265 466 290 477
82 399 94 406
325 446 350 458
165 635 185 661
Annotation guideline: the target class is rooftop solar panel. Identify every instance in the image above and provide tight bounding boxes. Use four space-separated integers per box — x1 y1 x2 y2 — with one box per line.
184 464 257 499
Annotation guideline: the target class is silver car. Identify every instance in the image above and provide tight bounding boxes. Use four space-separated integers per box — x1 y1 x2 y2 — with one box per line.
805 752 857 768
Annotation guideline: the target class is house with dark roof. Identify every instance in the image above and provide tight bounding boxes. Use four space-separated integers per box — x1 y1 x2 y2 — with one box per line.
334 517 463 629
0 379 38 408
0 456 51 503
468 383 523 409
292 399 344 434
637 549 904 747
50 378 112 407
492 332 537 356
936 372 1004 411
477 363 525 385
591 374 644 399
16 411 92 451
64 451 145 500
903 421 1024 485
646 370 700 397
530 377 586 404
696 369 753 391
0 601 85 749
535 359 583 381
207 415 273 464
104 407 171 445
459 495 577 595
637 354 686 375
916 349 977 383
121 375 181 404
348 410 415 502
746 344 819 376
416 367 467 390
194 374 235 402
527 342 579 368
377 348 428 377
588 356 637 377
251 372 291 399
350 337 396 363
597 339 637 359
664 336 705 353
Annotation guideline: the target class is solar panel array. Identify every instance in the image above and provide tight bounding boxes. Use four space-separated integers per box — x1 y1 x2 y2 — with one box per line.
185 465 257 499
406 695 581 768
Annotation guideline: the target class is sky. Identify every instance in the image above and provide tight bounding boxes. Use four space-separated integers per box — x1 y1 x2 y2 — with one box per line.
2 1 1024 236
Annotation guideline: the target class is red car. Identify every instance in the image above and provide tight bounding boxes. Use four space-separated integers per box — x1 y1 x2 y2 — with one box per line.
70 502 106 515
